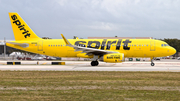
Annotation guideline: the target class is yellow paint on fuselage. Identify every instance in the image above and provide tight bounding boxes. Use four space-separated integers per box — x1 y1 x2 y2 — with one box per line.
6 39 176 58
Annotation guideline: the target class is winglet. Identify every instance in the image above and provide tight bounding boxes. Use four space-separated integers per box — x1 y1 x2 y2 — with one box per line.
61 34 71 45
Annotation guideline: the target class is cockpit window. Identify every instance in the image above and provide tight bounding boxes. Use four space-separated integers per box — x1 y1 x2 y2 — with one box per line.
161 44 169 47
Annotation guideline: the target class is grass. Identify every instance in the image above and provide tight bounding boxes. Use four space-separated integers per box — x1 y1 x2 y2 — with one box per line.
0 71 180 101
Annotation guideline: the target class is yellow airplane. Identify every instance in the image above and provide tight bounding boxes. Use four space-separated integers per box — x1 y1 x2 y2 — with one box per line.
7 12 176 66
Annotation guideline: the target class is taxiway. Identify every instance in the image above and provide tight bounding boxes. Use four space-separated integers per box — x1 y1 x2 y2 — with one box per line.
0 61 180 71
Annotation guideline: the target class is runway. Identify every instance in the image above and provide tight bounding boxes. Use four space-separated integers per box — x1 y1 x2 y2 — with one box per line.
0 61 180 71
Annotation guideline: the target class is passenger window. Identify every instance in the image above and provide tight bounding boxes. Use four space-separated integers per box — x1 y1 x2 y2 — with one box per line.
134 45 136 46
132 45 133 46
142 45 143 46
147 45 148 46
139 45 141 46
137 45 138 46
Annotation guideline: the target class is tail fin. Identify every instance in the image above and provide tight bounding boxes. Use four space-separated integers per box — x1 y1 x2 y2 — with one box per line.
9 12 40 41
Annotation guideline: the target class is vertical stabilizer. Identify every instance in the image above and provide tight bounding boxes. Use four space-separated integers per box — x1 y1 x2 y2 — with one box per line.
9 12 40 41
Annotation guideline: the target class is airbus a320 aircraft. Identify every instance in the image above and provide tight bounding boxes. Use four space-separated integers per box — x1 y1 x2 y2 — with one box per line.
7 12 176 66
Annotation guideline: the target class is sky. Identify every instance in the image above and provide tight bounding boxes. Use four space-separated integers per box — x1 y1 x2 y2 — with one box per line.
0 0 180 40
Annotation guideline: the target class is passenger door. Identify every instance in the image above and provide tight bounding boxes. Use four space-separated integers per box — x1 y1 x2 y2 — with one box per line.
150 40 155 51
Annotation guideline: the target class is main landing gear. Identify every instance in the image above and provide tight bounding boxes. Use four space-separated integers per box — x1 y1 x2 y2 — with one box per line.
91 61 99 66
151 58 155 66
91 55 99 66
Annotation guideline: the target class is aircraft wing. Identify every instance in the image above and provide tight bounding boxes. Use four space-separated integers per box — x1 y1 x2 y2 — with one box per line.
6 42 29 48
61 34 118 56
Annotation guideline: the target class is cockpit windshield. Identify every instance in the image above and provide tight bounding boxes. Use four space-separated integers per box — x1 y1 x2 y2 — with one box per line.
161 44 169 47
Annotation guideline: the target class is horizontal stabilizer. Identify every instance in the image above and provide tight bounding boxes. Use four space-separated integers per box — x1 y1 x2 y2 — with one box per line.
7 42 29 48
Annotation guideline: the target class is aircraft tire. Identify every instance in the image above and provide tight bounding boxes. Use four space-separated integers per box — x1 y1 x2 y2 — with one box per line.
91 61 96 66
151 63 155 66
95 61 99 66
91 61 99 66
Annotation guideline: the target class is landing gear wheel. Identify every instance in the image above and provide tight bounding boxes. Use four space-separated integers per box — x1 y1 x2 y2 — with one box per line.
95 61 99 66
151 63 155 66
91 61 99 66
151 58 155 66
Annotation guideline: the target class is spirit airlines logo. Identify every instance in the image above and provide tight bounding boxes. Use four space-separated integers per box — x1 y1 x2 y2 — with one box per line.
11 15 31 38
75 39 132 50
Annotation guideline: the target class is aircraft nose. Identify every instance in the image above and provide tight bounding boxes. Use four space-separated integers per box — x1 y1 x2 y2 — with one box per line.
170 47 176 55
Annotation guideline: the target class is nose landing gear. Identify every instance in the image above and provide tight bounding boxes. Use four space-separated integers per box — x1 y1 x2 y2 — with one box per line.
151 58 155 66
151 62 155 66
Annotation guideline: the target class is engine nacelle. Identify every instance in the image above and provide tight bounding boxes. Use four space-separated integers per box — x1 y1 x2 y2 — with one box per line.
99 53 124 63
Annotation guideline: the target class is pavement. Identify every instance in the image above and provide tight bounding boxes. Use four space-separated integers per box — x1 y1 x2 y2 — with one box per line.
0 60 180 71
